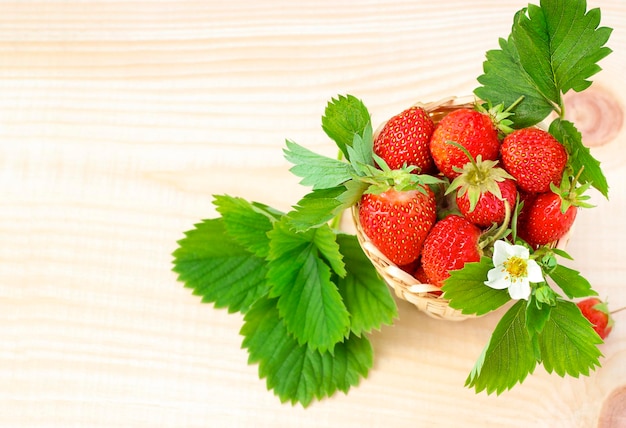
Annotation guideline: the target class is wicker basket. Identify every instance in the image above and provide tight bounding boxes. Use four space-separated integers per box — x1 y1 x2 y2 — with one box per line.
353 96 571 321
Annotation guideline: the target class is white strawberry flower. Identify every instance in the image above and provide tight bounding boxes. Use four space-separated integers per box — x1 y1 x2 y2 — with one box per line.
484 240 544 300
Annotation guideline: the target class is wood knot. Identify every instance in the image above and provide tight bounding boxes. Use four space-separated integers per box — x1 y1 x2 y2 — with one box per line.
563 86 623 147
598 385 626 428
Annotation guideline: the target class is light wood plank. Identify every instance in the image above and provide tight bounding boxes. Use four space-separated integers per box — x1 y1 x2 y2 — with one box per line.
2 1 625 426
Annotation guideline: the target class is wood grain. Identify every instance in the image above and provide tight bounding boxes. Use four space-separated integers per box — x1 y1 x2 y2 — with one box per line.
2 1 626 426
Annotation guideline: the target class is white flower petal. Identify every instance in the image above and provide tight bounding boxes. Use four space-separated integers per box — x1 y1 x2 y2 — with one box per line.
485 268 510 290
526 260 544 283
510 244 530 260
492 240 510 266
508 279 531 300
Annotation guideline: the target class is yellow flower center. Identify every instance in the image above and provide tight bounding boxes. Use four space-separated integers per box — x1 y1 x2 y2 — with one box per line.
503 256 527 279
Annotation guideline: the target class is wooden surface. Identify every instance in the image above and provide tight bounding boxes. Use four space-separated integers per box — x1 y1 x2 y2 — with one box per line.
2 1 626 426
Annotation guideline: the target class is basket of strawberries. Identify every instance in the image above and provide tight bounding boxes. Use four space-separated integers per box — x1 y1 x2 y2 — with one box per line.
173 0 617 406
352 96 579 321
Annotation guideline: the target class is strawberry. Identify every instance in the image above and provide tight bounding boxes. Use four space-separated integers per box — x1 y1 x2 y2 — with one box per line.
359 183 437 266
420 215 482 287
412 262 431 284
518 191 577 248
518 170 593 248
429 108 501 179
457 179 517 227
444 141 517 227
577 297 614 339
374 106 435 173
500 128 568 194
359 187 436 266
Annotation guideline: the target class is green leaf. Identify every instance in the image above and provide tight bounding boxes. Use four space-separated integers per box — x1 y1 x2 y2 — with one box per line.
476 36 555 128
337 179 370 207
549 118 609 198
346 122 374 168
284 139 355 190
442 257 511 316
213 194 279 258
474 0 612 128
285 187 346 232
321 94 371 160
241 296 373 407
466 300 538 394
172 219 269 314
547 263 597 299
525 294 553 339
335 234 398 336
533 0 612 94
267 220 350 352
538 300 603 377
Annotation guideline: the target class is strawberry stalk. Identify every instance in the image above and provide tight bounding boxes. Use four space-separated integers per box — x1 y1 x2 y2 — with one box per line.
478 200 512 251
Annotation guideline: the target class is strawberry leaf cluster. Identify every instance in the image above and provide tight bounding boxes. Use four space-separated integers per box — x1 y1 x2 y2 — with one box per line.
443 245 603 394
172 194 397 406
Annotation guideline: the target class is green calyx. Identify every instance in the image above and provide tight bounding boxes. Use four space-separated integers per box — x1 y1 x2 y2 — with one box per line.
445 141 514 212
358 153 443 195
476 96 524 136
552 166 595 213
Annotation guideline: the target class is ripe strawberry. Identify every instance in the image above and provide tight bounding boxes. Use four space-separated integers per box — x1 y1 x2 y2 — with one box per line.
429 108 500 179
518 191 577 248
444 141 517 227
500 128 568 193
577 297 614 339
420 215 482 287
374 106 435 173
457 178 518 227
359 185 437 266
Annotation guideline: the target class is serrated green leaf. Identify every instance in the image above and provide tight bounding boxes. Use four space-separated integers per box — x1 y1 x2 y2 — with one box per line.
241 296 373 407
284 139 355 190
549 118 609 198
474 0 612 128
534 0 612 93
172 219 269 314
267 220 350 353
213 194 279 258
442 257 511 316
335 234 397 336
538 300 603 377
321 94 371 160
466 300 538 394
548 263 597 299
475 36 557 128
285 187 346 232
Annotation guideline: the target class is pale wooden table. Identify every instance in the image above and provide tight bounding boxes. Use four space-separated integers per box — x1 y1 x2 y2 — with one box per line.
2 1 626 427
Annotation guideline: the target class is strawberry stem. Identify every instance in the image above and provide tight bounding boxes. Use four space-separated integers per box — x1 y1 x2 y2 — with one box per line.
610 305 626 315
479 200 512 250
505 95 525 114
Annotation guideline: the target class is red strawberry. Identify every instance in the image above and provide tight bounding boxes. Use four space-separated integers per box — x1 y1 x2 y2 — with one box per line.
421 215 482 287
444 141 517 227
374 106 436 173
577 297 614 339
457 178 517 227
359 185 437 266
518 191 577 248
500 128 568 193
429 108 500 179
412 263 431 284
